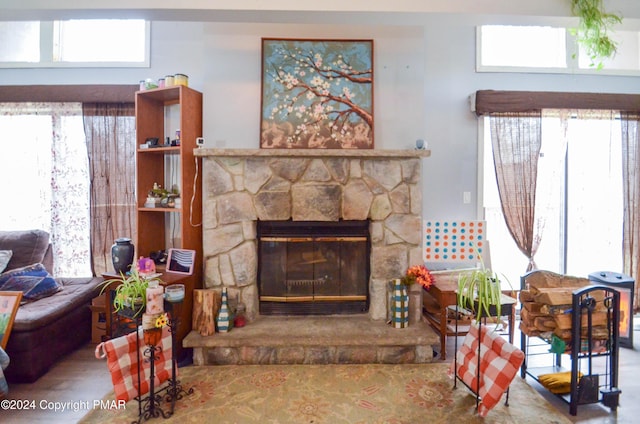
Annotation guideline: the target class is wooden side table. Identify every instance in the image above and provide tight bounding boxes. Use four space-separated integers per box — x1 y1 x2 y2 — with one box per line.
422 276 516 360
101 272 190 359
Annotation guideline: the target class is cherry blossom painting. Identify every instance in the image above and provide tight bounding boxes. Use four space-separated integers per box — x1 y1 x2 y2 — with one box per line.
261 38 374 149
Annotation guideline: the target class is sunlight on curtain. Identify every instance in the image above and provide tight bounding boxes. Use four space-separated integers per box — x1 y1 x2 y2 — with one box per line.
620 112 640 309
484 110 623 285
0 102 91 277
83 103 136 276
488 111 542 277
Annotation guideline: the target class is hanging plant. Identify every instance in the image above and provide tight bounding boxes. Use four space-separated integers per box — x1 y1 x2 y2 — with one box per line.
570 0 623 69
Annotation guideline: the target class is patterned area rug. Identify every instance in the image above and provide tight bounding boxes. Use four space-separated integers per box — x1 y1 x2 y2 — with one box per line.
80 363 570 424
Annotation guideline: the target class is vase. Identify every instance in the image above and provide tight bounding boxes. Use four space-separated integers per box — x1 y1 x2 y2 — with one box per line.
408 283 424 325
111 238 134 274
390 279 409 328
216 287 231 333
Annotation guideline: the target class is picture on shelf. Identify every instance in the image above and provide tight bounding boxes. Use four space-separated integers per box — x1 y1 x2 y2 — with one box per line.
166 249 196 275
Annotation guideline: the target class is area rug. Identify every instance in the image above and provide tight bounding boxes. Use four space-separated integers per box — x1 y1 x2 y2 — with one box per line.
80 363 571 424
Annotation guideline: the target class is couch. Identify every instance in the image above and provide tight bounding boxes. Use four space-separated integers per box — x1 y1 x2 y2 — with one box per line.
0 229 103 383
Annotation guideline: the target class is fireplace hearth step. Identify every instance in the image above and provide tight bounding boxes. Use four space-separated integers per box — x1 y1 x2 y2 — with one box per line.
184 315 440 365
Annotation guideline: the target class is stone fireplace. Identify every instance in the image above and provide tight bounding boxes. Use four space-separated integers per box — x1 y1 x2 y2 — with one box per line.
195 148 430 323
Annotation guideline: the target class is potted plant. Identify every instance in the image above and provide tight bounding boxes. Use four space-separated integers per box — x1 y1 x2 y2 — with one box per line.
99 269 158 318
571 0 623 69
457 261 511 321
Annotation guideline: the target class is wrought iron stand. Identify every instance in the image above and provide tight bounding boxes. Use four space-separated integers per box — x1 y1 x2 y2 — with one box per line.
131 299 193 424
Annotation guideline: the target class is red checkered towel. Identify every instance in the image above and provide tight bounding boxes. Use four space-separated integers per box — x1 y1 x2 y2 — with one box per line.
95 326 173 402
448 322 524 417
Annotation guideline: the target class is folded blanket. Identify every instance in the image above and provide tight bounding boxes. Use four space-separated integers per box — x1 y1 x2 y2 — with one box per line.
538 371 583 395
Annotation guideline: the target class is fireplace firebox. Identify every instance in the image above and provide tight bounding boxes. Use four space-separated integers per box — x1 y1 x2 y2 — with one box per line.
257 220 370 315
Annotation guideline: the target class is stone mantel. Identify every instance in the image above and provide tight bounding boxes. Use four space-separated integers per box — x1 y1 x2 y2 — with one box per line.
194 148 431 159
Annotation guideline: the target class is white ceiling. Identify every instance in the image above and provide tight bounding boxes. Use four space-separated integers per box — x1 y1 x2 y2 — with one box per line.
2 0 640 22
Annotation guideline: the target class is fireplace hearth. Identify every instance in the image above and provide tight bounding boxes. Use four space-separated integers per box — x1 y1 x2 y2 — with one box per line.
257 220 370 315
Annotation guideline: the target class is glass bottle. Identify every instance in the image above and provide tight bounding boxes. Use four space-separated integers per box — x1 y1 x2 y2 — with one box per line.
234 301 246 328
216 287 231 333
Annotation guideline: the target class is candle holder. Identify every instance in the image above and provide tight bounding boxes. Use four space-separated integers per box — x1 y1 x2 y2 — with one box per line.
143 327 162 346
165 284 185 303
135 344 171 423
164 298 193 410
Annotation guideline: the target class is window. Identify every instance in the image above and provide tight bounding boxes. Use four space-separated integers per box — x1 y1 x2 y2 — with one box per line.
483 111 624 285
479 25 567 69
54 20 148 63
478 24 640 75
0 21 40 62
0 20 149 67
0 103 91 277
578 30 640 70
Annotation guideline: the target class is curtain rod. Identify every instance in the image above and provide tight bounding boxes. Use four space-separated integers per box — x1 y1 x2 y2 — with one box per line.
473 90 640 116
0 85 138 103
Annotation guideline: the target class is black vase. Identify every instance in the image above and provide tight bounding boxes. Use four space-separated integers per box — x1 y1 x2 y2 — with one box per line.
111 237 134 274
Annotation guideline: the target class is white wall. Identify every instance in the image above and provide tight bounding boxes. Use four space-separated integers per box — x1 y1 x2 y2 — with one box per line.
1 15 639 222
200 23 425 151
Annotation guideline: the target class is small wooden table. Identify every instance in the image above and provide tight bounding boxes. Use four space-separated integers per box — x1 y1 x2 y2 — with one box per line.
423 278 516 360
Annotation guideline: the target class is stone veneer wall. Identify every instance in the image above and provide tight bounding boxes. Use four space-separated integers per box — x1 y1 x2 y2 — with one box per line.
195 149 429 322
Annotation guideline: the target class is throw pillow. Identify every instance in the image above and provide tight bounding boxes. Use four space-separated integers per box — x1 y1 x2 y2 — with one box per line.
450 322 524 417
0 274 62 303
0 250 12 273
0 263 61 303
0 263 48 287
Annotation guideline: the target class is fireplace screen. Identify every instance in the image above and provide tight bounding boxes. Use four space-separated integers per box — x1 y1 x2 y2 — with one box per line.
257 220 370 315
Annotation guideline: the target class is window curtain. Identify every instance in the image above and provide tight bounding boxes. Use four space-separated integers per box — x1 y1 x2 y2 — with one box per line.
83 103 136 276
489 111 543 271
620 112 640 311
0 102 91 277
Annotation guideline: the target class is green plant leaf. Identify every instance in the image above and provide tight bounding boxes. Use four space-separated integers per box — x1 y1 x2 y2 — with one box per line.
98 269 156 316
571 0 623 67
456 247 512 322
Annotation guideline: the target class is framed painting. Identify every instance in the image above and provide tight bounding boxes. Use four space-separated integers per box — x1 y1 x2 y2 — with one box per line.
0 291 22 349
261 38 374 149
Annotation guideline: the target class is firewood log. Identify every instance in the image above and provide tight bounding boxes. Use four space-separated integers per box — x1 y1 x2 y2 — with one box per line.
192 289 219 336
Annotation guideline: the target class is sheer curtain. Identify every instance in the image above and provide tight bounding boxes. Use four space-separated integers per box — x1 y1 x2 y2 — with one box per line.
620 112 640 311
489 111 543 272
82 103 136 276
0 102 91 277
